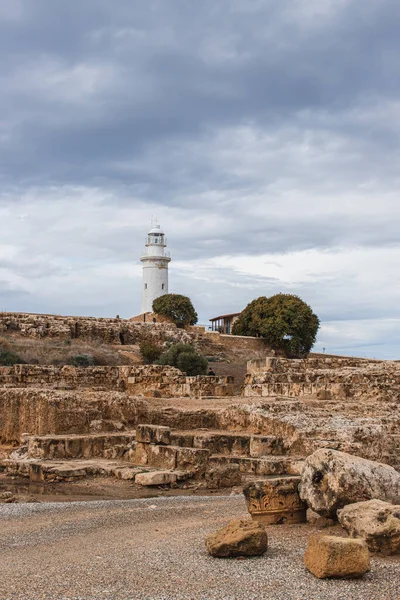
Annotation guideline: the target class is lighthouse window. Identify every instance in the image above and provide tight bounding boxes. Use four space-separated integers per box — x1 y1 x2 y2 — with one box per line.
162 284 165 290
144 284 147 289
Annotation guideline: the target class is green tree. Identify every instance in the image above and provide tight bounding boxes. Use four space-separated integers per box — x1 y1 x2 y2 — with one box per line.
152 294 198 327
232 294 320 358
158 343 208 376
139 340 163 364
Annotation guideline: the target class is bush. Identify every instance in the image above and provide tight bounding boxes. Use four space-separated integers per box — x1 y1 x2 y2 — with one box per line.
176 351 208 376
232 294 320 358
68 354 95 367
158 343 208 376
152 294 198 327
139 340 163 364
0 350 26 366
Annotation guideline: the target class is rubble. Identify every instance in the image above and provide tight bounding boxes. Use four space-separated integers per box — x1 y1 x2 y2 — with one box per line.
304 534 370 579
338 499 400 555
205 518 268 557
299 449 400 518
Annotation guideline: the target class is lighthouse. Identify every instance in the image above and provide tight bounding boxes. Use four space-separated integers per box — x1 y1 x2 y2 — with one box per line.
140 221 171 314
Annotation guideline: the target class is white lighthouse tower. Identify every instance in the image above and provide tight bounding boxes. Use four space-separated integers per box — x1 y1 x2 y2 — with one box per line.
140 221 171 314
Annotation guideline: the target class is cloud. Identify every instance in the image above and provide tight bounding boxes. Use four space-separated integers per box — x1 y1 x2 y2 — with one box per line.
0 0 399 357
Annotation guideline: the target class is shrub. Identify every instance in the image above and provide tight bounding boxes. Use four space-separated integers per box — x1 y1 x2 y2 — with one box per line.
232 293 320 358
158 343 208 376
176 351 208 376
139 340 163 364
0 350 26 366
152 294 198 327
68 354 95 367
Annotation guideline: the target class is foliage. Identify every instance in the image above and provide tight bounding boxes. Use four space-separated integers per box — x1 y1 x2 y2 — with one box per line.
139 340 163 364
152 294 198 327
232 293 320 358
68 354 95 367
0 350 26 366
158 343 208 376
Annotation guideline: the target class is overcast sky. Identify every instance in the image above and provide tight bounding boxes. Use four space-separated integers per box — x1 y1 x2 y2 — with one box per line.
0 0 399 358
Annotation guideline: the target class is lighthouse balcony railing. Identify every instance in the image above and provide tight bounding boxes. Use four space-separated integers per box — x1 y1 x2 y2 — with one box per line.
141 250 170 258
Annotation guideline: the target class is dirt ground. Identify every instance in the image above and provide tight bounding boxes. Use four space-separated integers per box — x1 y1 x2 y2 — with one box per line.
1 495 399 600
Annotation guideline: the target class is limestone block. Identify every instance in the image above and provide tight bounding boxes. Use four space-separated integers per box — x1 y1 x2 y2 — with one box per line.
205 518 268 557
249 435 284 457
337 499 400 555
244 477 306 525
304 535 370 579
134 442 149 465
175 447 210 472
145 444 177 470
205 464 242 489
135 471 177 486
136 424 171 445
299 449 400 518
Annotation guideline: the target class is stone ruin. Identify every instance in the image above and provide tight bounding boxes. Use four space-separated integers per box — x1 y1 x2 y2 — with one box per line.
0 327 399 510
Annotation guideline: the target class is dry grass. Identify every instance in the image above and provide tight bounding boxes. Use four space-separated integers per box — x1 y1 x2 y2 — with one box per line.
0 335 131 366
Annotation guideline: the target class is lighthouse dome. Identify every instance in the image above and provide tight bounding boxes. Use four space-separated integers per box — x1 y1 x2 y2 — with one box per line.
148 224 164 235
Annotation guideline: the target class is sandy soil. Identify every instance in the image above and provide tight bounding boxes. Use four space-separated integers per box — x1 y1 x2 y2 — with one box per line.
0 496 399 600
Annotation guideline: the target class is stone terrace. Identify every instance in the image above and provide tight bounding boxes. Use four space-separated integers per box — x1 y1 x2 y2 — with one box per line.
1 355 399 490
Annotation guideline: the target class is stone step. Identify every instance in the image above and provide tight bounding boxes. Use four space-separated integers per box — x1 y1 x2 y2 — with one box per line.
0 457 190 484
208 454 304 476
25 432 137 461
137 424 286 457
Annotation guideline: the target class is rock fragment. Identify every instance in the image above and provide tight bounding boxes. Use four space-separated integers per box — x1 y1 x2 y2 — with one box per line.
299 449 400 518
304 535 370 579
205 518 268 557
338 499 400 555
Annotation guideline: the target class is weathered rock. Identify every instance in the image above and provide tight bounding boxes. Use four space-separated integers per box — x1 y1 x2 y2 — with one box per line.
243 477 306 525
205 464 241 489
306 509 335 528
136 424 171 445
205 518 268 557
299 449 400 518
304 535 370 579
135 471 177 486
337 499 400 555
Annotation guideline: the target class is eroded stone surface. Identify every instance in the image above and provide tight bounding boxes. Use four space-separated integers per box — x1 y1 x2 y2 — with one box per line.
338 499 400 555
205 464 241 489
304 535 370 579
299 449 400 518
205 518 268 557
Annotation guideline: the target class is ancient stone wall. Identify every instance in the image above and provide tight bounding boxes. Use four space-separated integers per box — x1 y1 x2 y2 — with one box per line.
244 357 400 402
247 356 383 374
0 364 234 398
0 312 197 345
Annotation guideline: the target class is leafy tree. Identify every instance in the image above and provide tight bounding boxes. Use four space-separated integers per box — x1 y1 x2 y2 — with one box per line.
158 343 208 375
139 340 163 364
152 294 198 327
232 294 320 358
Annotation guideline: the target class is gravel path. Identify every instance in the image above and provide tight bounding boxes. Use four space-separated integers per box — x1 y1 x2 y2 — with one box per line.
0 496 399 600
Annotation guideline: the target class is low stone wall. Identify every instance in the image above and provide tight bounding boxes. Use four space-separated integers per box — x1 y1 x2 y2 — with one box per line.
0 312 196 345
247 356 383 374
244 357 400 402
0 364 235 398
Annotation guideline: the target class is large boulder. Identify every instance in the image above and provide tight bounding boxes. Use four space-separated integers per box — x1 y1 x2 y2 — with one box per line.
304 535 370 579
205 518 268 558
299 449 400 518
338 499 400 555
